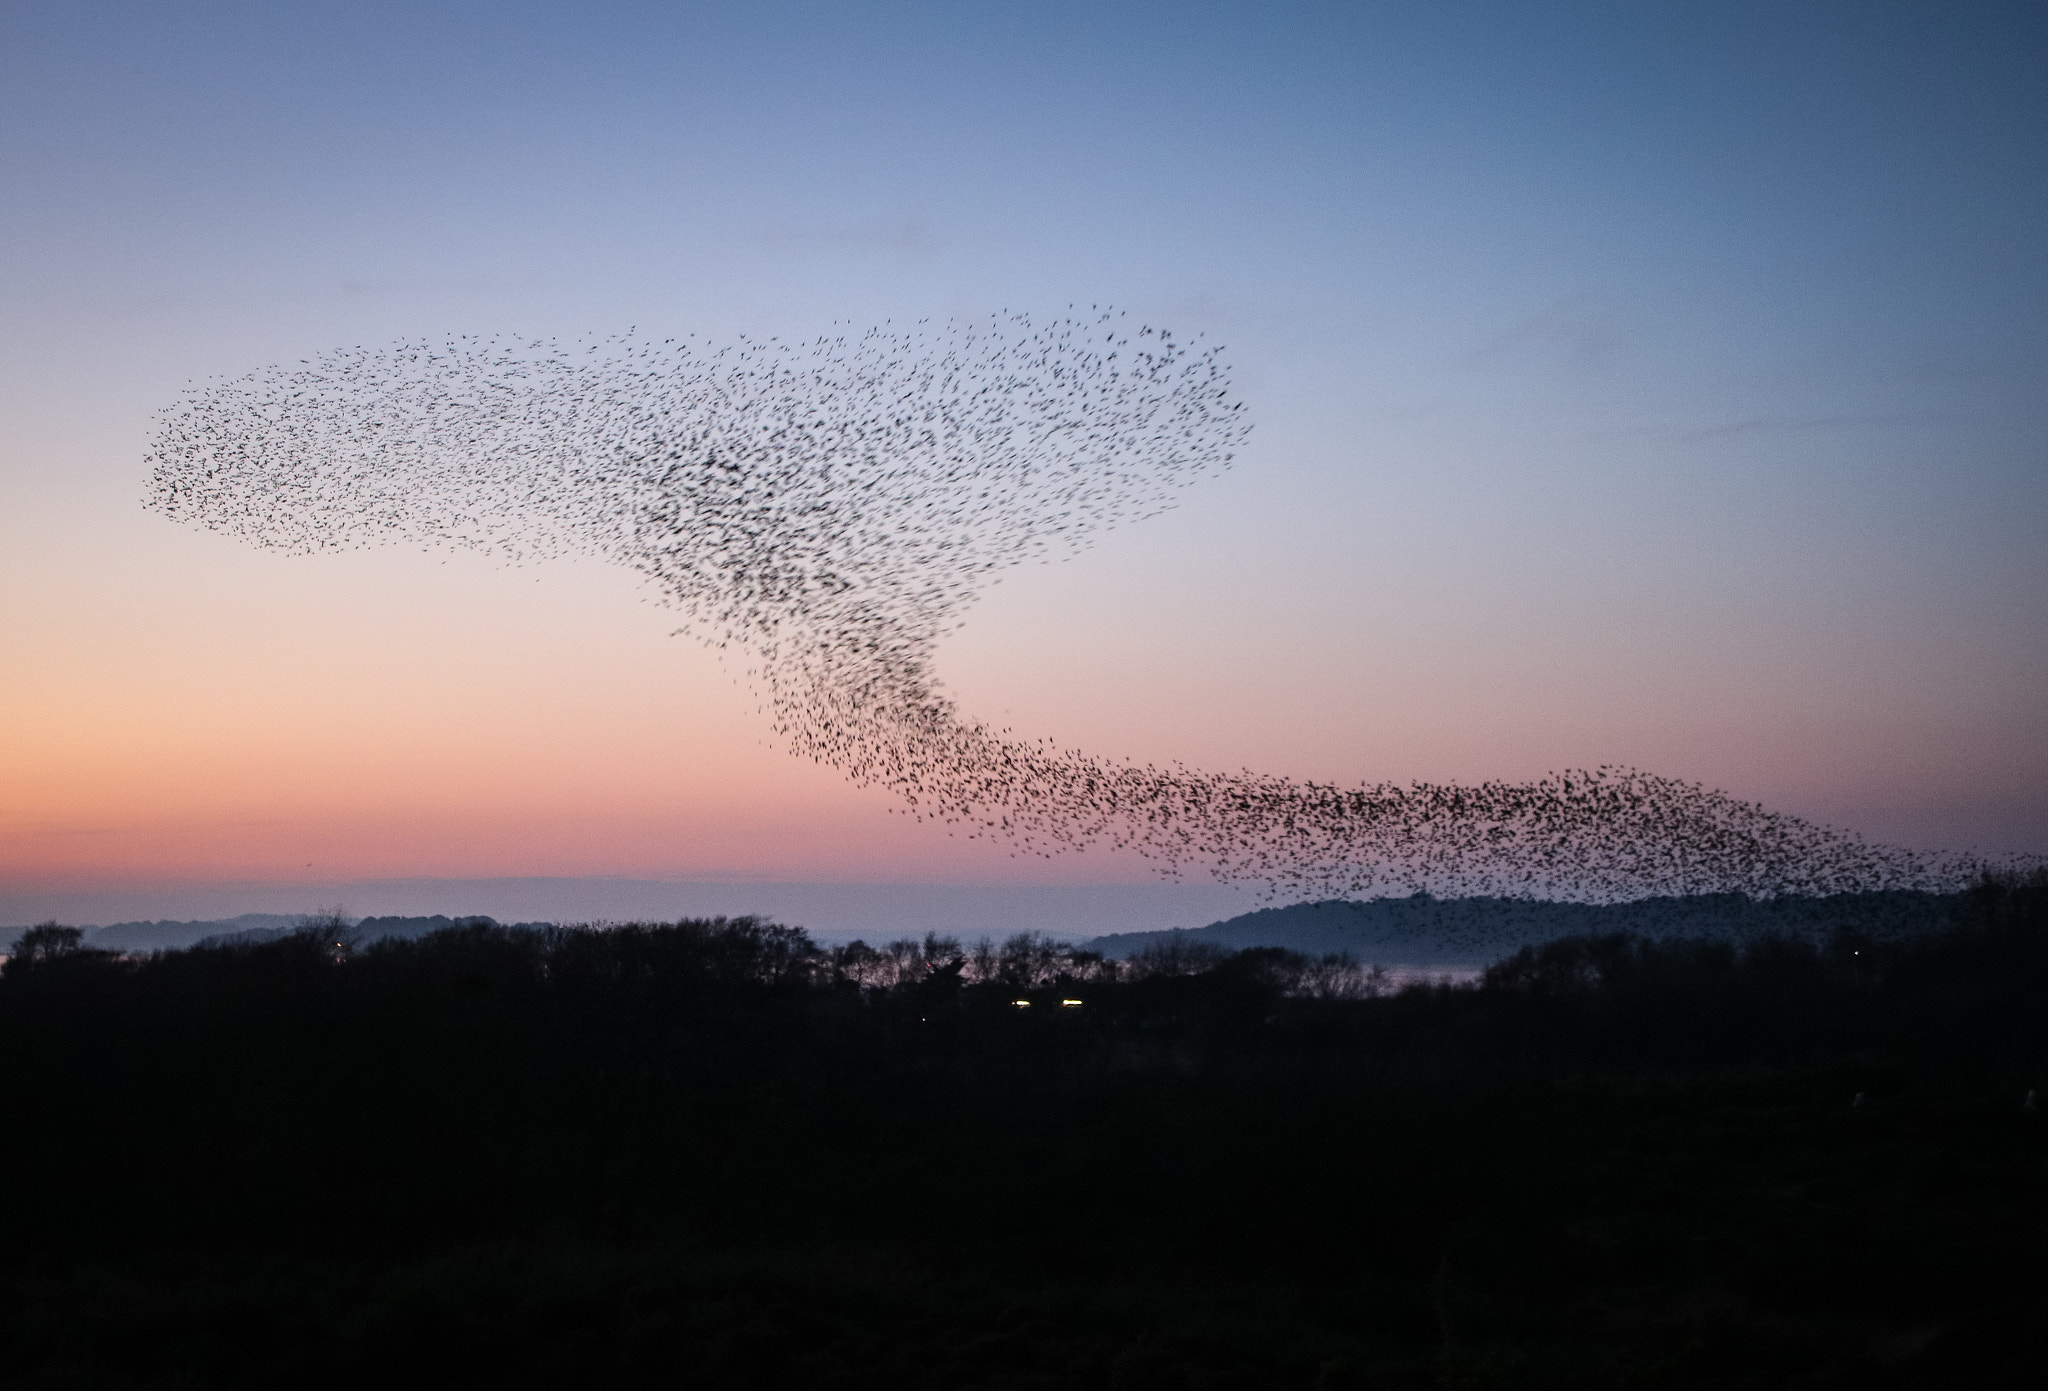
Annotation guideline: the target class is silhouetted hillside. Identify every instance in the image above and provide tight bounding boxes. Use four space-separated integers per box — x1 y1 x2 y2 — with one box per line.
1088 889 1962 966
1 885 2042 1387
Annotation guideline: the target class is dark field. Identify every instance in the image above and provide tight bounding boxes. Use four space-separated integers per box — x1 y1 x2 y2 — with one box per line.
3 884 2044 1388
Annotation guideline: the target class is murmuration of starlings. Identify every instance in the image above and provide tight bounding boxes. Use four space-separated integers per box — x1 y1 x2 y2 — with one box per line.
144 310 2015 901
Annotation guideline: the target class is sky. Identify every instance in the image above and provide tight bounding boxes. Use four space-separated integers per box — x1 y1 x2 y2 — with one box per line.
3 1 2044 931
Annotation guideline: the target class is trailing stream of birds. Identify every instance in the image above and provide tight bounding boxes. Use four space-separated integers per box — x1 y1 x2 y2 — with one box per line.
145 311 2002 901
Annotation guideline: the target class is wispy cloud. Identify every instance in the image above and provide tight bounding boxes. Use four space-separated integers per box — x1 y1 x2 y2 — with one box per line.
1587 410 1928 444
1457 294 1629 370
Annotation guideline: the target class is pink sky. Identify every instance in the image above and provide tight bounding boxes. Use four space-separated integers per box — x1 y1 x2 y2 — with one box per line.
4 3 2043 918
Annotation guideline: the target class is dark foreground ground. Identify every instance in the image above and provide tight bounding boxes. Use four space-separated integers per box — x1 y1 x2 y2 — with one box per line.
3 884 2044 1388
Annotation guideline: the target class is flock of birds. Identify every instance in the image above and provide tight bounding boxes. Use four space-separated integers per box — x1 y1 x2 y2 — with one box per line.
145 310 1999 901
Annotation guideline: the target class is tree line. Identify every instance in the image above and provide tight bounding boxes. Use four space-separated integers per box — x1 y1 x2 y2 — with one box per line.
1 878 2042 1386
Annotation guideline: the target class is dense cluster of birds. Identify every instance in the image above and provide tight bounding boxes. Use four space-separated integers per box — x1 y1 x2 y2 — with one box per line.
145 311 1999 901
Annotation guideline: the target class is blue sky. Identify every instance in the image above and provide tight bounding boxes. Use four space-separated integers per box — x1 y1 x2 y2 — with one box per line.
3 1 2044 923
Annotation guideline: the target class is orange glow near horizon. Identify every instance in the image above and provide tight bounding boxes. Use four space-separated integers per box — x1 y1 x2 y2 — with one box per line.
6 500 2046 894
0 540 1186 887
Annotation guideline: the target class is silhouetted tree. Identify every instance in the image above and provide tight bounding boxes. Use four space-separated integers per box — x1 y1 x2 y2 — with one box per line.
4 922 88 972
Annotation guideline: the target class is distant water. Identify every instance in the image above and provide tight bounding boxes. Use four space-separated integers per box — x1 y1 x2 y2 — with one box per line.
1382 966 1483 988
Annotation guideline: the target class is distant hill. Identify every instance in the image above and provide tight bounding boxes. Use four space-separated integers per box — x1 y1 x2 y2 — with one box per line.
10 895 1968 966
195 915 556 949
1084 891 1963 968
81 914 304 954
3 913 559 956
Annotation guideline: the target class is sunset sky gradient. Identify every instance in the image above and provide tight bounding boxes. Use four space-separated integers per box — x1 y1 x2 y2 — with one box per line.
3 1 2044 929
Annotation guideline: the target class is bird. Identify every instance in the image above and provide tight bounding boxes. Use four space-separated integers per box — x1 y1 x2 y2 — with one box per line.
141 309 2022 906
